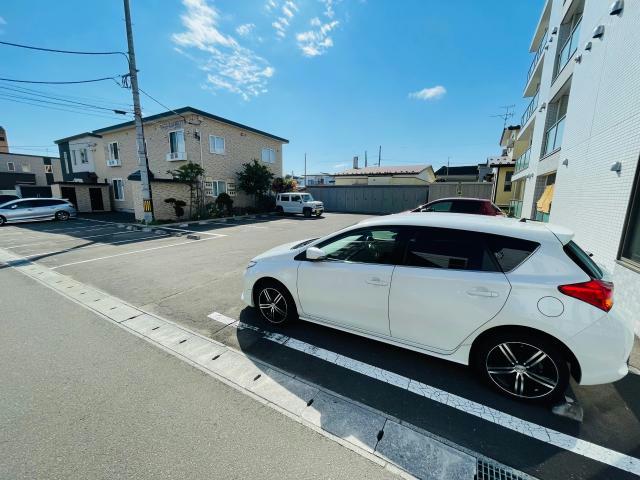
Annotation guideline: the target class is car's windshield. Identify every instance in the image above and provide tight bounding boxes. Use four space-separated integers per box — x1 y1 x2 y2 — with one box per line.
300 194 314 202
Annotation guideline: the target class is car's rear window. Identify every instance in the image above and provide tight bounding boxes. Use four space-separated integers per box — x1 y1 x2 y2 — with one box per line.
485 235 540 272
563 241 603 279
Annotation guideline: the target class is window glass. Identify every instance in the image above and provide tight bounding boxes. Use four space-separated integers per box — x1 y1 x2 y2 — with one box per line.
404 227 498 272
281 195 290 202
261 148 275 163
7 162 15 171
109 142 119 160
291 195 301 202
485 235 539 272
44 164 53 173
564 241 603 279
317 228 401 265
426 201 452 212
210 136 225 154
621 170 640 266
112 179 124 201
450 200 482 214
169 130 185 153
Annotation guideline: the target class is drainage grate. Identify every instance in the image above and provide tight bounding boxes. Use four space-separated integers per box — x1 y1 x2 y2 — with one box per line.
476 459 534 480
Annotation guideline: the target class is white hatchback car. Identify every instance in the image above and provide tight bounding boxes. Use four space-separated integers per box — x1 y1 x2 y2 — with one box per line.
242 213 634 404
275 193 324 218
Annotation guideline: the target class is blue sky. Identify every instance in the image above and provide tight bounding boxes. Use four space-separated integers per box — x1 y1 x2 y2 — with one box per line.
1 0 543 175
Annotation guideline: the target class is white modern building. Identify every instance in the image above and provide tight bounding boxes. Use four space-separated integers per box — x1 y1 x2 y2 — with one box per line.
510 0 640 332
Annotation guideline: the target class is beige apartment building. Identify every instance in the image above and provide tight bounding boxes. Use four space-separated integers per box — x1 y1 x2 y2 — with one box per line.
55 107 288 219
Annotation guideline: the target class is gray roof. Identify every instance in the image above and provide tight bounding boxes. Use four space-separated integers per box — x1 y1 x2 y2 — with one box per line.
335 165 430 176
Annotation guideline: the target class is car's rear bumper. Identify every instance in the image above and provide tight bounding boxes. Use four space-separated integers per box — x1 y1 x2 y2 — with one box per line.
567 308 635 385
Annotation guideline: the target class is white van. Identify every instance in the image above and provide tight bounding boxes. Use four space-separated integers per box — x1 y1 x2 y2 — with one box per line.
275 193 324 217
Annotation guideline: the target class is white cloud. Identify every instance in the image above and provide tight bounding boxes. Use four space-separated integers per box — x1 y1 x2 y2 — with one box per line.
296 18 339 57
268 0 298 38
235 23 255 37
409 85 447 101
172 0 274 101
322 0 336 19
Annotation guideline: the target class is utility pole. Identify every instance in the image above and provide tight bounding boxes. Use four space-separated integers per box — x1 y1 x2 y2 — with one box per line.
364 150 368 167
124 0 153 223
378 145 381 167
447 156 450 177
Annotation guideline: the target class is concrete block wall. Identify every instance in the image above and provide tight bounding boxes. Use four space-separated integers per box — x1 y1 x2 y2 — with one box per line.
132 180 193 221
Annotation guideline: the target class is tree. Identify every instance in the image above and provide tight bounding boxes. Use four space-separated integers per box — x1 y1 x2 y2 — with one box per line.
167 162 205 218
236 159 274 205
272 176 297 193
214 192 234 215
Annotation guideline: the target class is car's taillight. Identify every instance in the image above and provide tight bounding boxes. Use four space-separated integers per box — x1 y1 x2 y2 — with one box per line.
558 279 614 312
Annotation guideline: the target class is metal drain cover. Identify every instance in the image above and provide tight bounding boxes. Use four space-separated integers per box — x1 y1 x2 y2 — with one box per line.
476 459 537 480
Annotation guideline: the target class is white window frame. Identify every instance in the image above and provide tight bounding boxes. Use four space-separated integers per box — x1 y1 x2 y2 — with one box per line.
204 179 227 197
108 141 120 161
44 164 53 173
226 179 236 197
7 161 15 172
112 178 125 201
261 147 276 163
209 135 225 155
168 129 186 154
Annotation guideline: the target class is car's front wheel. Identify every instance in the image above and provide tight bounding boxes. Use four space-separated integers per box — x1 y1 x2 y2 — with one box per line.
303 208 312 218
55 211 70 221
475 331 569 404
254 280 297 325
0 216 6 226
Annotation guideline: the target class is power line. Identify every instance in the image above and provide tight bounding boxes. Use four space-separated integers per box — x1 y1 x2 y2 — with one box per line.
0 75 122 85
0 82 133 108
0 95 134 120
0 40 129 64
0 85 132 114
138 87 200 125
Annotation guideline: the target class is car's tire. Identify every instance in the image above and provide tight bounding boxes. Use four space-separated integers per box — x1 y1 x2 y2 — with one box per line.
276 206 284 216
474 331 570 405
303 208 312 218
55 211 70 221
253 280 298 325
0 216 6 226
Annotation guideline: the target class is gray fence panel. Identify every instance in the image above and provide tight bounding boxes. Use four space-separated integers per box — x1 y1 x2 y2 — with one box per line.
307 185 429 214
427 183 493 202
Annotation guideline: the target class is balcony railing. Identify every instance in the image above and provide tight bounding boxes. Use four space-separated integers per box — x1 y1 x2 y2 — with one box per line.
542 115 566 156
166 151 187 161
526 29 548 84
555 17 582 78
521 89 539 126
514 147 531 173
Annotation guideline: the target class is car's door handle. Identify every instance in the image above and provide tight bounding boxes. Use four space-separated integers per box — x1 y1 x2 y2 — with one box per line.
466 288 499 298
366 276 388 286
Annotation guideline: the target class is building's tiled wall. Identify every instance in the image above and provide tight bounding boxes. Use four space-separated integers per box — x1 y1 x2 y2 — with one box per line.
94 113 284 215
131 180 192 221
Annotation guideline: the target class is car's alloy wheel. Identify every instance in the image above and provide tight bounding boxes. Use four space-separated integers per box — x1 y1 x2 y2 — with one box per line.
485 341 560 400
56 211 70 221
257 287 289 324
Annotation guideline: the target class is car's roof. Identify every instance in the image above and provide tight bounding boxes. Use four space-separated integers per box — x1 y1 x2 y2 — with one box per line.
428 197 492 203
357 212 573 244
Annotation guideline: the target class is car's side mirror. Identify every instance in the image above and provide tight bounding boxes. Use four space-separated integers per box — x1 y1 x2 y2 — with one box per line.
306 247 326 261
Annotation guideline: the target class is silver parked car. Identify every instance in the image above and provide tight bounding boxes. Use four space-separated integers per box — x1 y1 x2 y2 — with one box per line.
0 198 77 226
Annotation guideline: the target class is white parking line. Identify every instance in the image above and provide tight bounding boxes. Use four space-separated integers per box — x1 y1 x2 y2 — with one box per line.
156 226 229 236
210 313 640 476
17 234 170 255
5 230 145 248
50 235 224 269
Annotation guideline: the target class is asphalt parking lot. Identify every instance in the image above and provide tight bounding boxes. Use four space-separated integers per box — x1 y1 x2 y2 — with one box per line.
1 213 639 480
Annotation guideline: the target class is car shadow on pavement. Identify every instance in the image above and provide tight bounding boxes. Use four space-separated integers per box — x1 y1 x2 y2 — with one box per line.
228 305 640 479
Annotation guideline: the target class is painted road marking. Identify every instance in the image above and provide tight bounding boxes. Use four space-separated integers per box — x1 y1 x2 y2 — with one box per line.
15 234 170 255
0 246 489 480
5 230 147 248
50 235 224 269
154 226 229 236
210 313 640 476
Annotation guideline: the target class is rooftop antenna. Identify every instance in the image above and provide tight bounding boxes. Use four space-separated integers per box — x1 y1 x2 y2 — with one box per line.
490 104 516 128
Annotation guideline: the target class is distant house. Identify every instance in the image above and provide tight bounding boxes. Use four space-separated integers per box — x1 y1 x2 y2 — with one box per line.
488 157 515 210
333 165 435 186
434 165 479 182
304 173 335 186
0 151 62 198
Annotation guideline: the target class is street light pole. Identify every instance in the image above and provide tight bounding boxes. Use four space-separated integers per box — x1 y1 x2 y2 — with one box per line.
123 0 153 223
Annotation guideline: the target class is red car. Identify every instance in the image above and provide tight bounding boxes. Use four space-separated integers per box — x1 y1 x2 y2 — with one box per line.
411 197 505 216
